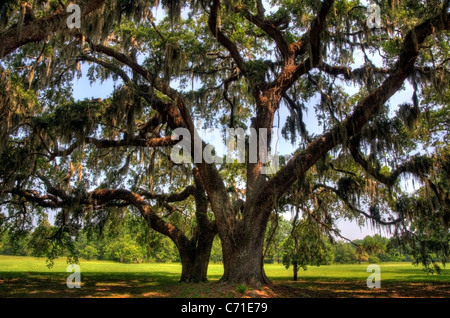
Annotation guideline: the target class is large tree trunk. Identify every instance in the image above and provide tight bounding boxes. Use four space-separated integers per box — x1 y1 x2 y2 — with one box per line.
139 199 216 283
219 207 271 286
178 225 216 283
176 168 217 283
220 236 270 285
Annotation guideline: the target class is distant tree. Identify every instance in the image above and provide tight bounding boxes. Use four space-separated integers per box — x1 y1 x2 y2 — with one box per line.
79 244 99 260
352 234 387 263
362 235 388 254
103 235 146 263
282 207 333 281
77 210 180 263
0 229 30 256
333 242 358 264
385 237 410 262
209 236 223 264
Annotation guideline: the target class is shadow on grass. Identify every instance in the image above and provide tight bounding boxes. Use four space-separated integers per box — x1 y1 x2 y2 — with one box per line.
274 275 450 298
0 271 180 298
1 270 449 298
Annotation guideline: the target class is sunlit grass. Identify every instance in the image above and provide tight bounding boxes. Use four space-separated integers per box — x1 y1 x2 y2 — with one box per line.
0 255 448 298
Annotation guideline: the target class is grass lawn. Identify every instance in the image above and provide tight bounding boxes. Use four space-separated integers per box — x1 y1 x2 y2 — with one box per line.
0 255 448 298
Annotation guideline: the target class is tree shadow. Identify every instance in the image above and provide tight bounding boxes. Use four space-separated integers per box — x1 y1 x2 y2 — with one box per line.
0 270 448 298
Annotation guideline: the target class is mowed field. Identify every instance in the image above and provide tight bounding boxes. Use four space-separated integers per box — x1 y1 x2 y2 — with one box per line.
0 255 448 298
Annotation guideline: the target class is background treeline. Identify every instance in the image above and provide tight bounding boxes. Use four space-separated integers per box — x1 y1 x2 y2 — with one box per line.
0 212 416 266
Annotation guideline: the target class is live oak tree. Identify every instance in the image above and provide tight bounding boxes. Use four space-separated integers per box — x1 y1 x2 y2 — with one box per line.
1 0 449 285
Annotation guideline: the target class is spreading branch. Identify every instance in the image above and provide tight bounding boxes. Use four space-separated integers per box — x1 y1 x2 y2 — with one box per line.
304 206 360 247
49 136 175 160
89 42 234 231
318 62 390 80
139 186 195 203
235 5 289 58
77 54 131 83
267 0 335 95
348 139 432 187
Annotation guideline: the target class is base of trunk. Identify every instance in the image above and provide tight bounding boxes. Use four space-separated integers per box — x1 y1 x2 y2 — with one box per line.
178 235 215 283
179 273 208 283
179 252 211 283
221 250 271 286
219 272 271 286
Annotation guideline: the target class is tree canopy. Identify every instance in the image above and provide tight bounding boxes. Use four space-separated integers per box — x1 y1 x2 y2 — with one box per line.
0 0 449 284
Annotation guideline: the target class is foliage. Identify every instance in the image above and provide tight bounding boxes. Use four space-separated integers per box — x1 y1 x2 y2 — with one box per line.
333 242 358 264
0 230 31 256
264 216 291 264
79 244 99 261
209 236 223 263
235 284 248 294
0 0 448 283
103 236 146 263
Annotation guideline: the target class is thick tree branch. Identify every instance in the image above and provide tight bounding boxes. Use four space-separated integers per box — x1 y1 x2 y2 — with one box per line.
36 173 68 200
87 42 197 140
192 167 211 228
235 5 289 58
49 136 175 160
268 0 335 94
85 136 176 149
260 9 450 212
0 0 106 58
307 0 335 66
286 0 335 59
314 183 402 226
77 54 131 83
1 189 62 208
245 0 335 202
318 62 390 80
139 185 195 203
329 163 357 177
90 40 236 234
348 140 433 187
208 0 247 75
86 189 192 249
88 42 176 100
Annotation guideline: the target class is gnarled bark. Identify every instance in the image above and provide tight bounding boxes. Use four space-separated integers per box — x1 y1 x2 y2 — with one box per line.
206 1 450 286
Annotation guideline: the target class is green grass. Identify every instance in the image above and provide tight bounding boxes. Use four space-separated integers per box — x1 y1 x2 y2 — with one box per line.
0 255 448 298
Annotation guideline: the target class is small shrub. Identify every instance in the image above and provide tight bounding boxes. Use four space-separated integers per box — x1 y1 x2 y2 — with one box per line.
235 284 248 294
368 255 380 264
